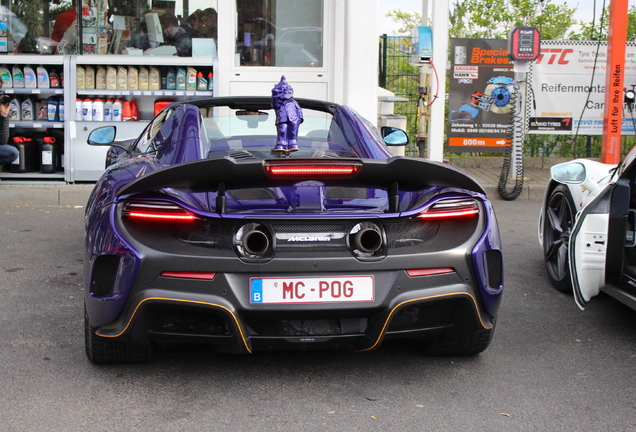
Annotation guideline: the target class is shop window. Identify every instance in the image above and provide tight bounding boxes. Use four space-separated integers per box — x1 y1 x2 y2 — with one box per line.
0 0 217 57
236 0 323 67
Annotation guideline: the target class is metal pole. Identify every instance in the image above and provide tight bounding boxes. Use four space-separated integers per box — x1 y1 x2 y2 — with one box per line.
380 34 387 89
427 0 448 162
601 0 628 164
421 0 428 26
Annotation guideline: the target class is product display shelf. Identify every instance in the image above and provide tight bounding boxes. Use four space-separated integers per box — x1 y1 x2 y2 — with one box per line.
69 55 217 182
0 55 67 183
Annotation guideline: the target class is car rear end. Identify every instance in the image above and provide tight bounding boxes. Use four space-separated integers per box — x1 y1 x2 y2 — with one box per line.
85 157 503 357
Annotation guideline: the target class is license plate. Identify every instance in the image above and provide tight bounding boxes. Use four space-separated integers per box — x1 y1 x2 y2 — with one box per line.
250 276 374 304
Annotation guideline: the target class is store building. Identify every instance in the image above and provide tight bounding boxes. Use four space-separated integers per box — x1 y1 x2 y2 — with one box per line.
0 0 379 182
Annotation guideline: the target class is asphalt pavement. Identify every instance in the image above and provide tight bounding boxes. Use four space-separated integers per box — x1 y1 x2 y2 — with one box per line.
5 188 636 431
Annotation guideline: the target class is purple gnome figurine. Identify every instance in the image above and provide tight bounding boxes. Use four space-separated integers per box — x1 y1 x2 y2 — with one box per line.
272 75 304 152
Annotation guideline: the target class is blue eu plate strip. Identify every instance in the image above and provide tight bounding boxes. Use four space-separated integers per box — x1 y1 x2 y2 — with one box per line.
251 279 263 303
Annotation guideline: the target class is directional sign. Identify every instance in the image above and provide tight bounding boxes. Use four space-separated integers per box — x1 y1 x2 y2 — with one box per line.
448 38 515 153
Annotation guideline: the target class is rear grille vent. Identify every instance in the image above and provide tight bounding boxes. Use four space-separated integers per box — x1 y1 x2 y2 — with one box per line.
384 221 439 249
151 307 230 336
228 150 258 160
246 318 368 336
388 301 455 332
320 152 342 158
484 249 503 288
273 223 349 233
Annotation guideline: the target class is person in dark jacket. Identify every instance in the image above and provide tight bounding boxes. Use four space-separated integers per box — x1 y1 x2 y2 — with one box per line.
0 80 17 168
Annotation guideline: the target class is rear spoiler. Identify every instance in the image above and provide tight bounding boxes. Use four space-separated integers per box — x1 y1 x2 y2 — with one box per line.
117 156 486 207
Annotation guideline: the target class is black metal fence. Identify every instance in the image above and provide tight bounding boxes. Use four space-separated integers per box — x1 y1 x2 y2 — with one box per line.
378 35 420 157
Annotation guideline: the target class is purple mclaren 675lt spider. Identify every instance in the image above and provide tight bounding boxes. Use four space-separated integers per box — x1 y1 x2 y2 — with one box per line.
83 96 503 363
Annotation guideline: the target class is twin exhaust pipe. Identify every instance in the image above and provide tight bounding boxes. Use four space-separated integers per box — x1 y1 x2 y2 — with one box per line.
235 222 385 260
350 226 383 255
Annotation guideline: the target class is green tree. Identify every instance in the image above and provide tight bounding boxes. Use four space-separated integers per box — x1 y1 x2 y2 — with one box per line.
570 6 636 40
384 9 421 35
449 0 577 39
11 0 46 37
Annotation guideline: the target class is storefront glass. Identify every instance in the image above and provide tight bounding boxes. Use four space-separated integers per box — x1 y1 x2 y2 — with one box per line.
235 0 323 67
0 0 217 57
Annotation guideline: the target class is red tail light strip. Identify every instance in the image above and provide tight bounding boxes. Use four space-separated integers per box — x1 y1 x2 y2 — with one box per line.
123 201 198 222
265 164 360 177
417 208 479 220
161 272 217 280
406 268 454 277
125 211 197 221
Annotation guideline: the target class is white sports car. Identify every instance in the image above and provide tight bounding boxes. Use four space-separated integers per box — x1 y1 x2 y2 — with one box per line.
538 150 636 310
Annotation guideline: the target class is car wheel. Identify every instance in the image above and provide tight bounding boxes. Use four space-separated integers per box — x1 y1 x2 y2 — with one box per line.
543 184 576 293
84 304 151 364
420 324 495 356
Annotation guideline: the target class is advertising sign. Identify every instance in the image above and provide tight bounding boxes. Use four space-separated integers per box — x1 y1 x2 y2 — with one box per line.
529 40 636 135
448 39 515 153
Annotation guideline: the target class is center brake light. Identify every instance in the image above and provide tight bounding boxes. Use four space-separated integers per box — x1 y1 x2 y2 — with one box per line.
264 160 361 178
122 201 198 222
417 199 479 220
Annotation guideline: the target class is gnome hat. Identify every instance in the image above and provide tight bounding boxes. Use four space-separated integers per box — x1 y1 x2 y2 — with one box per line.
272 75 293 96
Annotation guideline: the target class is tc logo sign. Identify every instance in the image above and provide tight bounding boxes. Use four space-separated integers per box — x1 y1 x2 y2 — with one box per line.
536 48 573 65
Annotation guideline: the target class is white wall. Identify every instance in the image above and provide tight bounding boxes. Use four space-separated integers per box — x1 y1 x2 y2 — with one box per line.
216 0 380 124
339 0 380 123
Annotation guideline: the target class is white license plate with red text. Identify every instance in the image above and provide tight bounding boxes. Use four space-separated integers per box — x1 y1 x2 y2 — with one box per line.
250 276 374 304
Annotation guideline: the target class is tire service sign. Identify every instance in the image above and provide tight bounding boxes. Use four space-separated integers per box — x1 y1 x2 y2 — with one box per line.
529 40 636 135
448 39 514 153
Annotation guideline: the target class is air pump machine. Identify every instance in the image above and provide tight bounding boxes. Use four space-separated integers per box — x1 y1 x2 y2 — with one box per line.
498 26 541 200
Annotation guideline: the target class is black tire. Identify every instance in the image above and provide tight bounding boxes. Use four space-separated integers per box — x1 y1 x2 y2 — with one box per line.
420 324 496 356
543 184 576 293
84 305 151 364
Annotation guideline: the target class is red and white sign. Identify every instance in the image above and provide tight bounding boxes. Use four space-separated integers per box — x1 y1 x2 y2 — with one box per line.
250 276 374 304
454 65 479 79
530 40 636 135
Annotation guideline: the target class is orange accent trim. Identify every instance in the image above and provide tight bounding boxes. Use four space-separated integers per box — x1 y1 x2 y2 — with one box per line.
448 137 512 148
96 298 252 353
602 0 629 164
358 292 491 352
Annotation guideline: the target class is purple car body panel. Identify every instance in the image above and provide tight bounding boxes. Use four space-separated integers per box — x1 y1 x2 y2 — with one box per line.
83 97 503 358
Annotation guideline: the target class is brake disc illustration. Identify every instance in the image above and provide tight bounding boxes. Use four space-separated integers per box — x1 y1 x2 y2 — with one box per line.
481 76 515 114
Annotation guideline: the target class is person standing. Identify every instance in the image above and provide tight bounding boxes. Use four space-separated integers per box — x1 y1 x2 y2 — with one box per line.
0 80 18 169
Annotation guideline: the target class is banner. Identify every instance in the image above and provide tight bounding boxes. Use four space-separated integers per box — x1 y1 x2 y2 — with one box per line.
448 39 514 153
529 40 636 135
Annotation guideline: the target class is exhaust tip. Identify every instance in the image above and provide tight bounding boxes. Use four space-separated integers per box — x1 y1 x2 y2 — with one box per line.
235 223 273 259
354 227 382 254
244 229 270 256
349 222 385 258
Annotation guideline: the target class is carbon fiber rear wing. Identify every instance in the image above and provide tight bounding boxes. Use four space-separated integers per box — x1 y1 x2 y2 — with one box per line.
117 156 486 212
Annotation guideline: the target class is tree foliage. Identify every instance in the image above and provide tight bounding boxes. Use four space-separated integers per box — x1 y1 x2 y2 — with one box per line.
11 0 46 37
569 6 636 41
384 9 421 35
449 0 577 40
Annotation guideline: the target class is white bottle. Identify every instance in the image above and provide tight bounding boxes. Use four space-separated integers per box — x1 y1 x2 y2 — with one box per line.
103 98 113 121
82 98 93 121
8 97 20 120
24 66 37 88
36 66 50 88
92 98 104 121
59 98 65 121
76 98 82 120
21 98 33 120
112 99 122 121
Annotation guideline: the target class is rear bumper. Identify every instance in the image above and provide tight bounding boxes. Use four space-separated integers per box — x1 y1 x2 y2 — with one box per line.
91 269 494 353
